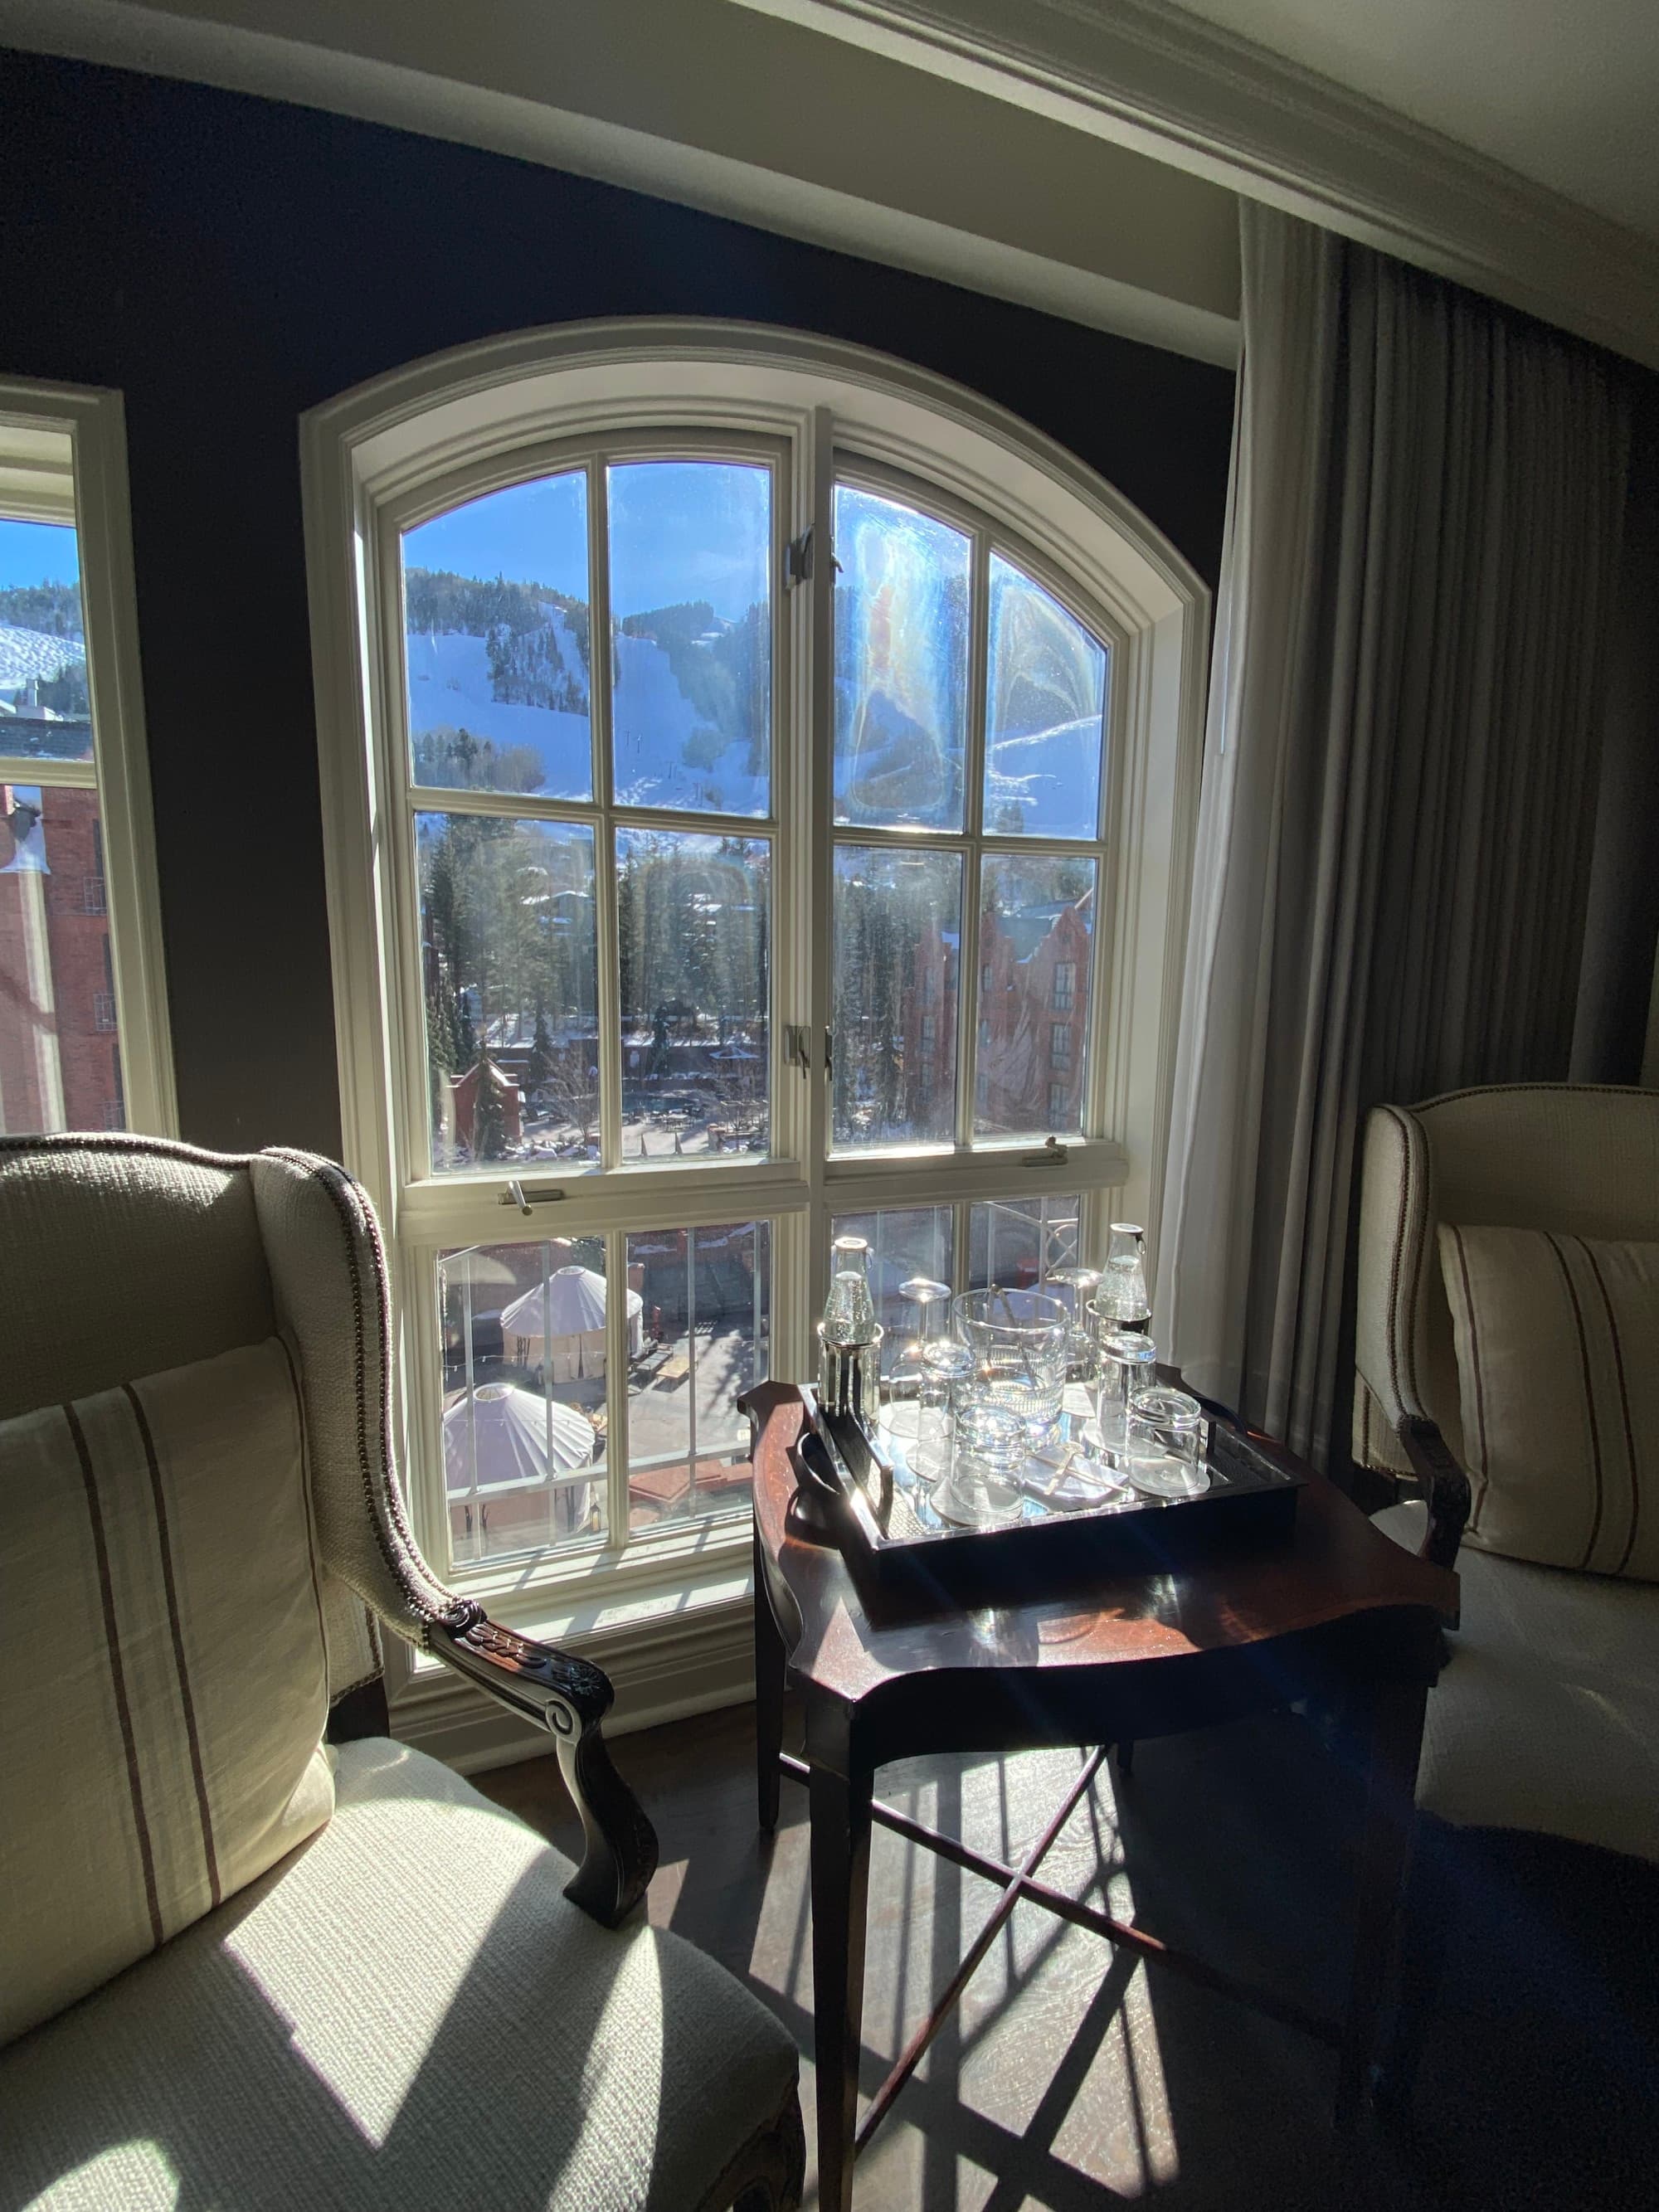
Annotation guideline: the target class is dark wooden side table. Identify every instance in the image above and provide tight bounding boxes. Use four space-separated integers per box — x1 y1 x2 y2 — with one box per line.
742 1382 1456 2212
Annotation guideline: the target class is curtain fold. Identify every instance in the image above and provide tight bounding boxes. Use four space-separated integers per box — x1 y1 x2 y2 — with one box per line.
1155 204 1632 1468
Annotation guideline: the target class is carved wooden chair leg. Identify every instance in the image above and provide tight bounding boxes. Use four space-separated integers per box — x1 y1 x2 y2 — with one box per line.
704 2083 806 2212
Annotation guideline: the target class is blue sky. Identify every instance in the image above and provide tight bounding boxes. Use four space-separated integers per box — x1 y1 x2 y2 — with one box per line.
0 518 79 591
402 461 769 625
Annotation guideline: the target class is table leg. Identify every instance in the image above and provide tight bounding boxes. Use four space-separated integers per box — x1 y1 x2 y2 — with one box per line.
754 1526 785 1833
810 1760 873 2212
1336 1679 1427 2131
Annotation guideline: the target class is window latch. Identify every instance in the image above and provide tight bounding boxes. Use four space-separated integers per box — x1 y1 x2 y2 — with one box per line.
1022 1135 1069 1169
502 1179 565 1215
785 527 813 586
784 1023 812 1078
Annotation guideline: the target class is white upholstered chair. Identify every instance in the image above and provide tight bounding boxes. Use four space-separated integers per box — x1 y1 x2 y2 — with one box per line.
0 1133 802 2212
1353 1082 1659 1865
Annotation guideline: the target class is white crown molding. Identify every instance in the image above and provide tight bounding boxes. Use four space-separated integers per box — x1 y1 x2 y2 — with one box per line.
732 0 1659 370
0 0 1238 367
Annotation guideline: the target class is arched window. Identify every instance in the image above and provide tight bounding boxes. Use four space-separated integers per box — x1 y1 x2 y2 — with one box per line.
304 323 1207 1676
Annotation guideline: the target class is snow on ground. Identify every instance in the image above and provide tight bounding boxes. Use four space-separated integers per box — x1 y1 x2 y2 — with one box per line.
406 625 591 799
0 625 84 693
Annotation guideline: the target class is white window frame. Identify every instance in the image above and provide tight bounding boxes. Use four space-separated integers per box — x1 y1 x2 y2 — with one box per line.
0 378 175 1137
302 322 1208 1723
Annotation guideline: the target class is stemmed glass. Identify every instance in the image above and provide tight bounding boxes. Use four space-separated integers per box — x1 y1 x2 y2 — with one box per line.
1047 1263 1102 1383
887 1276 951 1439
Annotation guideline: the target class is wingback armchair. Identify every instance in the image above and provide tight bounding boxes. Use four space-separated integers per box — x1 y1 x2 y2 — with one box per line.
1353 1082 1659 1864
0 1133 802 2211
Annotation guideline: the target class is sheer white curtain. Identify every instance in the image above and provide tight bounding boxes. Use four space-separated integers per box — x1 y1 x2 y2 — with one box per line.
1155 204 1632 1467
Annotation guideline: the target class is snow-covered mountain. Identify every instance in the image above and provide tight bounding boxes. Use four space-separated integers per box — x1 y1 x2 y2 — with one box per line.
0 624 84 694
406 605 768 816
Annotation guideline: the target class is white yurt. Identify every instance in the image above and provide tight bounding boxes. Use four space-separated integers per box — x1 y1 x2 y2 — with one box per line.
499 1265 645 1380
444 1383 596 1539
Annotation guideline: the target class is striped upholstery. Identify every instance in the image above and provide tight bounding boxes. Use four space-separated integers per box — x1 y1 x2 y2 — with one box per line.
1438 1227 1657 1580
0 1338 334 2046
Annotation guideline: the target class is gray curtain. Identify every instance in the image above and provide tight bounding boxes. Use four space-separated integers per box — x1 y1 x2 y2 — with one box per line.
1155 203 1633 1469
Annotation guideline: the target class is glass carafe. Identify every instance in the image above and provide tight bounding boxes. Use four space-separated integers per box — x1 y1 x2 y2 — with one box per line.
1097 1222 1150 1330
822 1234 878 1344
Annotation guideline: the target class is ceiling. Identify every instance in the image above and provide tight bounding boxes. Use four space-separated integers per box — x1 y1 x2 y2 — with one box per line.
1172 0 1659 237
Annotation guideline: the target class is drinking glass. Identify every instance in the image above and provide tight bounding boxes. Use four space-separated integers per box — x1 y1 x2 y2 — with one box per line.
1093 1325 1158 1460
888 1274 951 1439
911 1334 973 1480
1123 1385 1208 1498
931 1398 1025 1528
952 1288 1069 1446
1047 1263 1102 1381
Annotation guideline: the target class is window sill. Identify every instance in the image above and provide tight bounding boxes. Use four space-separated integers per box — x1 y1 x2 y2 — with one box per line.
427 1510 755 1646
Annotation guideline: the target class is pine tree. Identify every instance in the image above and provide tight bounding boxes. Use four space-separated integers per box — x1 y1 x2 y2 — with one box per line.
472 1064 507 1161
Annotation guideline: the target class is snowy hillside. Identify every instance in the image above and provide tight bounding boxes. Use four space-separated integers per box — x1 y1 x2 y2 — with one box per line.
0 624 85 693
985 712 1105 839
406 605 767 814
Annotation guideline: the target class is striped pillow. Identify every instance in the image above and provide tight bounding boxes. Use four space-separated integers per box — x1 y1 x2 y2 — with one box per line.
1438 1227 1658 1580
0 1337 334 2045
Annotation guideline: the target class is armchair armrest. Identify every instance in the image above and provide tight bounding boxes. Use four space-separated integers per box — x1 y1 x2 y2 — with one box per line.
427 1600 659 1927
1395 1417 1471 1616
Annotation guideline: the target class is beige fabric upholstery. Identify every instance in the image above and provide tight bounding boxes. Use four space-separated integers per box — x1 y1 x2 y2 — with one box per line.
2 1738 800 2212
1353 1085 1659 1473
1439 1228 1657 1578
1375 1503 1659 1863
0 1340 334 2046
0 1137 402 1704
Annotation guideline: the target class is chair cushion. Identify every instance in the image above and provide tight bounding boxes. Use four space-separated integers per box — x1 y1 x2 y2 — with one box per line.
1438 1225 1659 1578
0 1338 333 2045
1376 1501 1659 1863
2 1738 800 2211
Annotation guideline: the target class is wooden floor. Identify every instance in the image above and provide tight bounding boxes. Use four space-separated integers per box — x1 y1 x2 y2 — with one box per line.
481 1699 1658 2212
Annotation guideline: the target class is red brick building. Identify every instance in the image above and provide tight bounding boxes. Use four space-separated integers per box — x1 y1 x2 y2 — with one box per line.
903 884 1092 1134
0 779 124 1134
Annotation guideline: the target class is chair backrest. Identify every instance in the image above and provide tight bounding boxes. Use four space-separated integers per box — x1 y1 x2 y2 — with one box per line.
1355 1083 1659 1468
0 1134 446 1695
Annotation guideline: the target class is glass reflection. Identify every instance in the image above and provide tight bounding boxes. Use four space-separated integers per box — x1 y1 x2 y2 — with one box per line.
608 462 771 816
975 851 1096 1140
416 813 599 1172
833 485 968 831
985 556 1107 839
440 1237 613 1563
616 829 770 1162
832 844 962 1150
403 473 592 803
625 1221 771 1532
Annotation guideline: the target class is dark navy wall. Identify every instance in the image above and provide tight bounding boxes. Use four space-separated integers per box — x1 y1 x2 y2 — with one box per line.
0 51 1235 1152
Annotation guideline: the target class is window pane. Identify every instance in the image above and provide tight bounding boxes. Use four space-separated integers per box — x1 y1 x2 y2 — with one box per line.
830 1206 953 1380
833 485 969 832
439 1237 611 1565
608 462 771 816
969 1195 1081 1291
0 782 124 1130
403 474 592 802
625 1221 770 1534
984 556 1107 839
832 844 961 1150
416 812 598 1173
0 518 90 764
975 853 1096 1139
617 829 769 1161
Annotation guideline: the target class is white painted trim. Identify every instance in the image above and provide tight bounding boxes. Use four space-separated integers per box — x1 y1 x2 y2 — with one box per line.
0 378 178 1137
733 0 1659 371
0 0 1237 369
